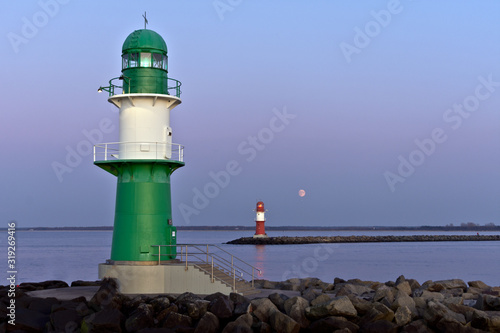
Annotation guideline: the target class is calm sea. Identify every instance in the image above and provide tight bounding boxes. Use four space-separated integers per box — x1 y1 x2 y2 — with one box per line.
2 230 499 287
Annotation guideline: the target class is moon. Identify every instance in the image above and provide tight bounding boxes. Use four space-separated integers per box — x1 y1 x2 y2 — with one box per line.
298 189 306 197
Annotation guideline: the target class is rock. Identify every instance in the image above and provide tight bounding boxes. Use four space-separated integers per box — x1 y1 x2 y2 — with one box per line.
233 300 251 316
362 320 398 333
222 313 253 333
335 284 373 297
392 290 417 317
71 280 101 287
125 303 154 332
401 319 435 333
177 292 202 304
50 308 81 332
423 301 466 327
358 302 394 327
373 284 395 303
194 311 219 333
305 296 357 320
396 281 412 296
157 303 178 324
149 297 170 314
208 295 234 319
310 294 331 306
185 300 210 320
476 294 500 314
88 278 121 312
407 279 421 292
434 279 468 291
269 310 300 333
28 297 60 314
268 293 289 312
162 312 193 330
263 280 279 289
395 306 412 327
283 296 310 328
307 316 359 333
230 293 249 305
251 298 278 322
15 308 50 332
447 303 477 323
348 295 373 316
301 287 323 302
82 307 125 333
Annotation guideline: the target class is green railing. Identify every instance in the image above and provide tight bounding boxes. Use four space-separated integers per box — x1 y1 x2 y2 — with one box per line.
98 76 182 98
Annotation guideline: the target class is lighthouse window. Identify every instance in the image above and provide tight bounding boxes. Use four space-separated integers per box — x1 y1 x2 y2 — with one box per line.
122 54 128 69
162 55 168 70
140 52 151 67
152 53 162 68
128 53 139 67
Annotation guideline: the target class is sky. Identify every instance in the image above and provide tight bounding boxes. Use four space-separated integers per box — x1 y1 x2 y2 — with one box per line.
2 0 500 228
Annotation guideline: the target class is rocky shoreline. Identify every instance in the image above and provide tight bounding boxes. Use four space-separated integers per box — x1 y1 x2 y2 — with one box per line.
2 276 500 332
226 235 500 245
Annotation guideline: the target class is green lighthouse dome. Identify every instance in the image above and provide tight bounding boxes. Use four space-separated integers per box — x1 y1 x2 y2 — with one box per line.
122 29 168 54
121 29 180 95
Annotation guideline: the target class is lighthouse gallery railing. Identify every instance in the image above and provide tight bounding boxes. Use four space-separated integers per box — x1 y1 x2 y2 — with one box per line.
152 244 262 292
93 142 184 162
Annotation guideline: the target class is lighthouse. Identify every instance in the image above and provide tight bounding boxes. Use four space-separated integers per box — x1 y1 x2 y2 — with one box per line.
254 201 268 238
95 27 183 274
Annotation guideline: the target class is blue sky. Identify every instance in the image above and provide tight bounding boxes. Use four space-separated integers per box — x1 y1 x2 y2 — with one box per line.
2 0 500 227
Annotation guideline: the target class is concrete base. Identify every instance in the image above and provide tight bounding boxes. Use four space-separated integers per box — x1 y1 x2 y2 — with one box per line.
253 234 269 238
99 262 234 295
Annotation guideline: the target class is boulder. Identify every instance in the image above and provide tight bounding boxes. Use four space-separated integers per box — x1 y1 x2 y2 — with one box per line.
125 303 154 332
310 294 331 306
335 284 373 297
391 290 417 317
475 294 500 311
268 293 289 312
28 297 60 315
348 295 373 316
88 278 121 312
395 281 412 296
301 287 323 302
162 312 193 330
269 310 300 333
194 311 219 333
208 295 234 319
423 301 466 327
306 316 359 333
221 313 253 333
81 307 125 333
305 296 357 320
401 319 435 333
185 300 210 320
362 320 398 333
283 296 310 328
358 302 394 327
157 303 178 324
71 280 101 287
50 308 82 332
434 279 468 291
373 285 395 304
15 308 50 333
149 297 170 314
394 306 412 327
251 298 278 323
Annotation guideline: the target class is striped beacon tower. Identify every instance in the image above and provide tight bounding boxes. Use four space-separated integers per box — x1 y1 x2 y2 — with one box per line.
254 201 268 238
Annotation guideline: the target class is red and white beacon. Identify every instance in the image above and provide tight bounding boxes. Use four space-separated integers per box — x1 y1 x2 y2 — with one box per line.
253 201 268 238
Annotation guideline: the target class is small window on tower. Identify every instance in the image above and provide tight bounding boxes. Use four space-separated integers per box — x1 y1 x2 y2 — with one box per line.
152 53 162 68
140 53 151 67
129 53 138 67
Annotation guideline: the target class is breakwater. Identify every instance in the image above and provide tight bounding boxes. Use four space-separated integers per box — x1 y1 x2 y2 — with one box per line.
226 234 500 245
3 276 500 332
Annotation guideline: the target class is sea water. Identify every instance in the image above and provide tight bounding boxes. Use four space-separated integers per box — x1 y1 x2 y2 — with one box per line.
2 230 499 287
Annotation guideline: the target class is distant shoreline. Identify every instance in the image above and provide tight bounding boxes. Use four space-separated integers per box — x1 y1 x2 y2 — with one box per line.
1 225 500 232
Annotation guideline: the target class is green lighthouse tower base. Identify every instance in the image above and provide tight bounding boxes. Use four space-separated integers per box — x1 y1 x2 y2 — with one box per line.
95 159 183 262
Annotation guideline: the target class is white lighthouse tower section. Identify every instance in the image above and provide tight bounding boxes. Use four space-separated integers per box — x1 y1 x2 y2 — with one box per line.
108 93 181 159
256 211 265 222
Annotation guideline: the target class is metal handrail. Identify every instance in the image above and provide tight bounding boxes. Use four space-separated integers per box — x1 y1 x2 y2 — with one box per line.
93 141 184 162
151 244 262 290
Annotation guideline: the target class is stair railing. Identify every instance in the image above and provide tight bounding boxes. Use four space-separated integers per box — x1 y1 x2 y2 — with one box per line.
152 244 262 289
